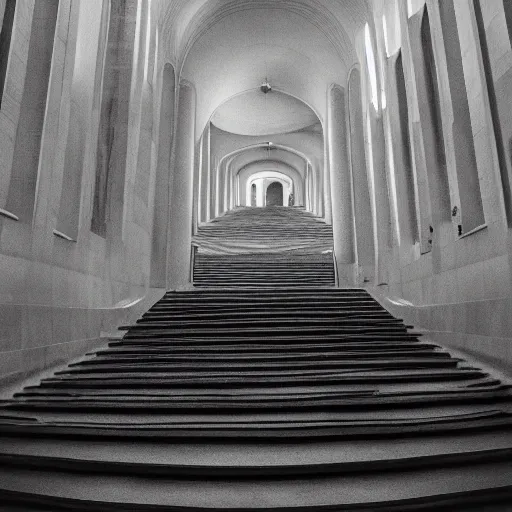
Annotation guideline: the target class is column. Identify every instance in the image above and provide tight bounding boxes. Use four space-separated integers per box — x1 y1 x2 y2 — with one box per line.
217 160 225 215
327 85 356 286
368 109 391 285
167 81 196 290
202 124 211 222
323 134 333 224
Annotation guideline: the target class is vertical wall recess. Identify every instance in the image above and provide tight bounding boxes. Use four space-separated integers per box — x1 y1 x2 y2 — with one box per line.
473 0 512 225
348 68 374 276
392 51 419 245
134 5 154 219
92 0 137 237
439 0 484 233
150 63 175 287
56 0 108 240
0 0 16 108
419 8 451 223
5 0 59 222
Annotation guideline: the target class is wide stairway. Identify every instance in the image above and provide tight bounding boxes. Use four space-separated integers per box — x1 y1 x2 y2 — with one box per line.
1 209 512 509
193 207 335 287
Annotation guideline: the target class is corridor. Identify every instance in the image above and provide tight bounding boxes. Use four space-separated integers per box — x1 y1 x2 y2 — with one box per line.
1 0 512 508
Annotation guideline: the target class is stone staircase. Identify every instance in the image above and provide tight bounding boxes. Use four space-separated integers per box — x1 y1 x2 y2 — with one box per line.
193 207 335 287
193 206 334 254
1 207 512 509
0 288 512 509
194 252 335 287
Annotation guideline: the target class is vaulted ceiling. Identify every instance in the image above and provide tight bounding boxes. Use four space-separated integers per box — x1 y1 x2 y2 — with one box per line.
155 0 372 134
211 91 319 136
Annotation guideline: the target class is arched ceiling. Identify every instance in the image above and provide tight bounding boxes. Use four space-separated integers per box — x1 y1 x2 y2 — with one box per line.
158 0 371 64
211 126 324 169
225 150 308 179
211 91 319 136
155 0 371 135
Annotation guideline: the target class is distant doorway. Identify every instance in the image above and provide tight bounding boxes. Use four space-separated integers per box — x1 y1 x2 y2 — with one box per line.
266 182 283 206
251 183 257 206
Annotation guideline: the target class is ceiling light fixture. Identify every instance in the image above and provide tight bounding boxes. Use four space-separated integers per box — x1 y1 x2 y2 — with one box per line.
261 79 272 94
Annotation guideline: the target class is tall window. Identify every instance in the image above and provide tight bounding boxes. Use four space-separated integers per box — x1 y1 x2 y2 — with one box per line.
365 24 379 111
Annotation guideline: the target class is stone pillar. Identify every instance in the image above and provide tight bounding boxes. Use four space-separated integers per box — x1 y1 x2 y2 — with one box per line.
223 164 231 213
217 160 225 215
368 109 391 286
323 135 333 224
209 146 217 219
192 140 201 234
202 124 211 222
257 180 265 207
230 168 236 210
167 81 196 290
327 85 355 286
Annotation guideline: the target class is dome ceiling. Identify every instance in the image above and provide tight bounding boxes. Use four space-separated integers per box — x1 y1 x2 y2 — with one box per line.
211 91 319 136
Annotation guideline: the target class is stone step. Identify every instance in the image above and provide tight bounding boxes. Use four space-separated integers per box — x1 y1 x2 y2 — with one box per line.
1 430 511 477
1 461 512 511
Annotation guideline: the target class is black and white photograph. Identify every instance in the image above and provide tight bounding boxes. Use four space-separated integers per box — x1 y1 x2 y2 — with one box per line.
0 0 512 509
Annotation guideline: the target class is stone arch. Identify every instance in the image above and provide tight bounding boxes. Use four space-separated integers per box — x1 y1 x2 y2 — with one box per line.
266 181 284 206
237 161 304 208
246 171 294 207
217 144 312 214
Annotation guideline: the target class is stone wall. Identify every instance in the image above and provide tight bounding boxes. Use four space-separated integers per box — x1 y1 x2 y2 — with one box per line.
361 0 511 307
360 0 512 370
0 0 169 385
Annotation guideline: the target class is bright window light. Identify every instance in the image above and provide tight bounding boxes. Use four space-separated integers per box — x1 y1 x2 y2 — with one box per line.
365 23 379 111
386 127 400 242
382 15 390 57
144 3 152 81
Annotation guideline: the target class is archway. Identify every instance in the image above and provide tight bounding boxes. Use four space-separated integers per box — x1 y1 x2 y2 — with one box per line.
242 168 298 207
266 182 284 206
